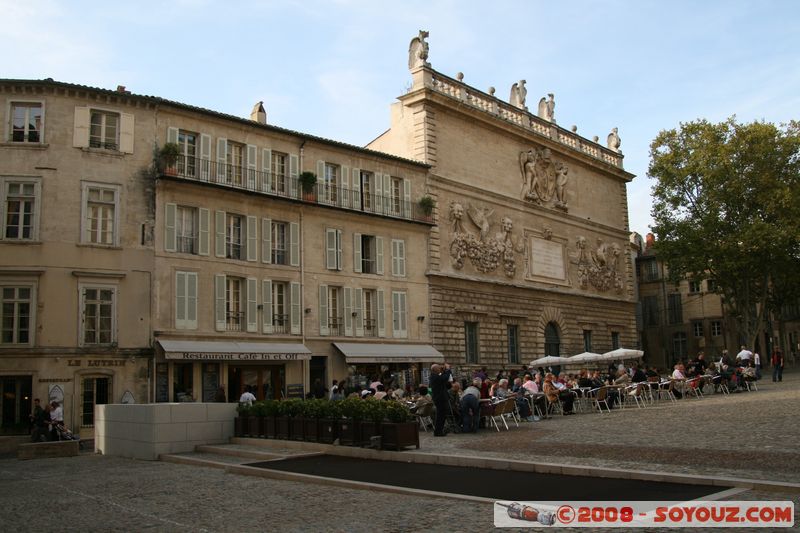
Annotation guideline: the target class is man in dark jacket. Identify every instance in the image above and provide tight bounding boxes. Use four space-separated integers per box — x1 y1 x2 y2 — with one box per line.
429 363 452 436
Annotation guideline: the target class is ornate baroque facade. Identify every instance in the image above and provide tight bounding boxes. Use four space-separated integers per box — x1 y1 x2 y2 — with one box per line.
369 32 638 369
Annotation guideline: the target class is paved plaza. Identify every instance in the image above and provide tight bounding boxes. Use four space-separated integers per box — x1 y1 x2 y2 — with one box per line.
2 371 798 532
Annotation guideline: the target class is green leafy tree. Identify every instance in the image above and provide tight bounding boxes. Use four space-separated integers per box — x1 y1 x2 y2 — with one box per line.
649 117 800 348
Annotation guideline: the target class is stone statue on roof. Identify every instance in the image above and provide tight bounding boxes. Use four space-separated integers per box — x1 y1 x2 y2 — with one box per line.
509 80 527 110
408 30 430 70
607 127 621 152
538 93 555 122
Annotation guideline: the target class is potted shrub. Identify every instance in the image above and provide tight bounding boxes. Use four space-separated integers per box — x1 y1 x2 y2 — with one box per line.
418 195 435 218
263 399 279 439
381 401 419 450
275 399 292 440
359 398 386 446
235 402 252 438
337 397 364 446
248 401 265 438
159 142 181 176
298 171 317 201
318 400 341 445
285 398 306 441
302 398 324 442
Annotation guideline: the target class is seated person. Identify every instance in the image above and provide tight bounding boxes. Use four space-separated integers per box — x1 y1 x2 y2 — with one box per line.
494 378 513 399
373 384 388 400
631 365 647 383
671 364 687 398
543 373 574 415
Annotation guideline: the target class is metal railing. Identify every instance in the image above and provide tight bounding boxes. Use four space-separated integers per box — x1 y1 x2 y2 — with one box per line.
328 316 343 336
363 318 377 337
272 314 289 334
159 155 434 224
226 311 244 332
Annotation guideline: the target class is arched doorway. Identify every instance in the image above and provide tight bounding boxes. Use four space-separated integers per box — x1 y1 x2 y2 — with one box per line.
544 322 560 357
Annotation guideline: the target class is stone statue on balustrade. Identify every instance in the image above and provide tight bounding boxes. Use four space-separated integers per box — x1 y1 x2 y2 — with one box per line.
519 147 568 211
509 80 527 110
408 30 430 70
573 236 623 293
607 127 621 152
448 201 523 278
538 93 556 122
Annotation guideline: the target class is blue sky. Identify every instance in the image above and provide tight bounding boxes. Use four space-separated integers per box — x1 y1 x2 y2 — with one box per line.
3 0 798 237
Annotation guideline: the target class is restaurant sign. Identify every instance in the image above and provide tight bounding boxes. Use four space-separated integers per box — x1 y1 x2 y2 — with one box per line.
165 352 307 361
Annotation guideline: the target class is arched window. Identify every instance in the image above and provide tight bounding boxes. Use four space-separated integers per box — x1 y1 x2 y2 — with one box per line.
544 322 560 357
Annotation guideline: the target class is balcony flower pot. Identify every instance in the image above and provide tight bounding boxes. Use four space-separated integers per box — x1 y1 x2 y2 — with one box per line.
158 142 180 176
298 171 317 202
418 195 435 220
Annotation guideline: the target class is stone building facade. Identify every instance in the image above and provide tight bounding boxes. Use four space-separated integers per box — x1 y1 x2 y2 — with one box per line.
369 33 638 371
0 78 437 436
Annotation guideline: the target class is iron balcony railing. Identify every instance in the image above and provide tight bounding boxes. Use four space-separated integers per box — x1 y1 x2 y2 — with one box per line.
363 318 377 337
159 155 434 224
272 314 289 334
226 311 244 332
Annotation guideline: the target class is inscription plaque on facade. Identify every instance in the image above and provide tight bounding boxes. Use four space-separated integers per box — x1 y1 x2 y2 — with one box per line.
531 237 565 280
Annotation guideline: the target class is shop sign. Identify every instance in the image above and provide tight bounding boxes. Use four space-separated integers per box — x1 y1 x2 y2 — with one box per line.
168 352 305 361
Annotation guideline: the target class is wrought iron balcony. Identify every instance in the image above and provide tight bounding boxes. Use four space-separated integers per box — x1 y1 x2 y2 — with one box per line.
158 155 434 224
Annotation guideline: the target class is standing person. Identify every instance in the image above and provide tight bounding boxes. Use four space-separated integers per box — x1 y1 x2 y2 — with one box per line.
29 398 43 432
311 379 327 399
772 349 784 382
329 380 341 400
239 386 256 406
753 352 762 380
429 363 452 436
30 399 48 442
49 401 64 440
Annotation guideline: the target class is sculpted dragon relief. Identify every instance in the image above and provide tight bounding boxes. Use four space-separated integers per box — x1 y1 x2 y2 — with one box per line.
448 201 523 278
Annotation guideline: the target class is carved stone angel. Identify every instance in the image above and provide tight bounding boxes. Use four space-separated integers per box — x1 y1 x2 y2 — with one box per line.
408 30 430 70
466 204 494 241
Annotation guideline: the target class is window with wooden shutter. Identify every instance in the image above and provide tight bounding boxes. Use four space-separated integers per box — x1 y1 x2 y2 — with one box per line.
246 278 258 332
246 216 258 262
262 280 273 333
344 287 353 336
289 222 299 267
176 271 197 330
216 138 227 183
376 288 386 338
319 284 329 335
261 218 272 263
198 208 210 256
214 211 226 257
391 239 406 277
164 203 177 252
200 134 212 181
246 144 257 189
290 282 301 334
214 274 226 331
353 233 362 273
354 287 364 337
375 236 384 275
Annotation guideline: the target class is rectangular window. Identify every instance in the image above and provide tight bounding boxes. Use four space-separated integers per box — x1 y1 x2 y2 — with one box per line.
81 286 115 345
391 176 402 215
693 321 704 337
2 179 39 240
322 163 339 205
583 330 593 352
688 280 701 294
711 320 722 337
706 279 717 292
361 170 373 210
325 228 343 270
81 376 110 428
667 293 683 325
177 130 197 177
363 289 376 337
642 295 659 326
391 239 406 277
10 102 43 143
225 141 244 185
226 213 243 260
359 235 377 273
391 291 407 338
1 285 32 344
175 271 197 330
271 221 287 265
82 183 119 246
642 259 659 281
507 325 520 364
673 331 688 359
272 282 288 333
271 152 287 194
465 321 479 364
176 206 197 254
226 277 244 331
327 286 342 336
90 110 119 150
611 331 620 350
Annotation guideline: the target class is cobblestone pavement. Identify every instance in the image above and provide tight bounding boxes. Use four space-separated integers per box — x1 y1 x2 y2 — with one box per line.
1 371 797 532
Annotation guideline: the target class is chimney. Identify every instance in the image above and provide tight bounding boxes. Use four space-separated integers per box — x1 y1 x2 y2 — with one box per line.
251 101 267 125
116 85 129 94
645 232 655 249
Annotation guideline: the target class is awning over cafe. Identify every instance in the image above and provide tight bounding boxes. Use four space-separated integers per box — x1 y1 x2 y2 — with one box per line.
157 340 312 361
333 342 445 364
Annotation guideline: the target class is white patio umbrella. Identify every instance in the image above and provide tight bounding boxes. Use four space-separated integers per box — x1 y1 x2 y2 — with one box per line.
530 355 571 366
601 347 644 361
568 351 604 364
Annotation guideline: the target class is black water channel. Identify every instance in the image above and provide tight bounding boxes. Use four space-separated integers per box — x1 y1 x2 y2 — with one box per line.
246 455 720 501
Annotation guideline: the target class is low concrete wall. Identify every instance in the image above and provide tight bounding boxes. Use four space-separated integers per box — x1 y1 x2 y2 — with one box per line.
95 403 237 461
18 440 79 460
0 436 31 454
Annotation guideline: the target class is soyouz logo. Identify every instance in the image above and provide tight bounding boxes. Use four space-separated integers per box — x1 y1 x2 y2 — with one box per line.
493 501 795 528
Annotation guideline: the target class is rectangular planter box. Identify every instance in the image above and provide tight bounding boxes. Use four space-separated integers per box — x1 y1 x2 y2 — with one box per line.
247 416 262 438
318 418 337 444
303 418 319 442
381 422 420 451
290 417 305 441
265 416 276 439
337 420 360 446
235 416 247 438
359 420 382 447
276 417 290 440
